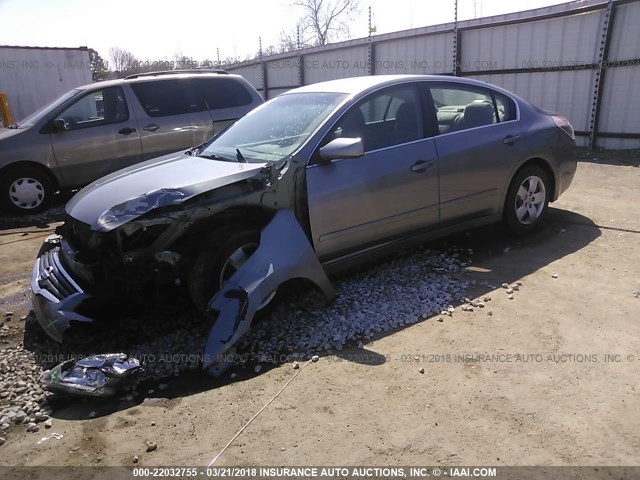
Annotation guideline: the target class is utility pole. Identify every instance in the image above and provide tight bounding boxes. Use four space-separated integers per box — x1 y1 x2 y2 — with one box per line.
259 36 268 100
367 6 376 75
453 0 459 75
297 24 304 87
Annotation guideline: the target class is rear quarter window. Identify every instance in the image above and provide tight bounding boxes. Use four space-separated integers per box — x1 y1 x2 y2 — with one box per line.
194 77 254 110
494 92 517 122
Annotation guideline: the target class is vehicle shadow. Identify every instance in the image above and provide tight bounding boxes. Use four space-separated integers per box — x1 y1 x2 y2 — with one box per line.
577 148 640 167
0 191 74 230
428 206 601 284
35 207 601 418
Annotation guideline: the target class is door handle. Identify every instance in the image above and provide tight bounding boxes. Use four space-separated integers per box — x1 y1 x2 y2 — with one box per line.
118 127 137 135
503 135 520 145
410 160 433 173
143 124 160 132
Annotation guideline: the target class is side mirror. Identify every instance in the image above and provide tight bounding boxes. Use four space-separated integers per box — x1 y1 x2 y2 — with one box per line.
51 118 68 132
318 137 364 164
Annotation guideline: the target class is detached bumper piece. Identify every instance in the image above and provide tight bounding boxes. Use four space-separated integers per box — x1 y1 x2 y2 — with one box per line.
204 210 336 376
31 235 95 343
42 353 144 397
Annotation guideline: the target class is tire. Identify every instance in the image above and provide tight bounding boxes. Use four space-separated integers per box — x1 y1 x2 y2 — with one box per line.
188 229 278 314
503 165 551 235
0 165 53 214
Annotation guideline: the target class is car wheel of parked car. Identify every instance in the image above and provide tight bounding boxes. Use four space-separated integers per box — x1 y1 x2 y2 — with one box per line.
1 166 53 214
188 229 278 314
504 165 550 235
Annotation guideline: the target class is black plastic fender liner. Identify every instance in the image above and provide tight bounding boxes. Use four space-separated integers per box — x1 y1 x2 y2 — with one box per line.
203 210 336 375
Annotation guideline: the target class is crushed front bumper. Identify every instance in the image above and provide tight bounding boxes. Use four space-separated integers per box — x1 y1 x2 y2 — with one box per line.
31 235 96 343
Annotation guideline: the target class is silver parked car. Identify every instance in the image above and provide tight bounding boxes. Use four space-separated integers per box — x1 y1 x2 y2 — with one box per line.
0 70 263 213
31 75 576 374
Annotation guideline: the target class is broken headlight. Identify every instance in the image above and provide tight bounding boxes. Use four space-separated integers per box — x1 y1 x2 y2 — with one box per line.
41 353 144 397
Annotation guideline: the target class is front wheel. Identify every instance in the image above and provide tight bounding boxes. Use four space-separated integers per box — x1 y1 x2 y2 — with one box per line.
188 229 278 314
0 166 53 214
503 166 550 235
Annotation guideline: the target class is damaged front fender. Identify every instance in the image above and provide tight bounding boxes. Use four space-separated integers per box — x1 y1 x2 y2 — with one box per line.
203 210 335 375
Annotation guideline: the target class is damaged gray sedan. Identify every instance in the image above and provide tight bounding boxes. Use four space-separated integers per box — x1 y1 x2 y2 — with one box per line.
31 75 577 374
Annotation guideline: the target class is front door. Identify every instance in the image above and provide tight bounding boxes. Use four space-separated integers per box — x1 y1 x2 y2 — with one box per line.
49 86 142 186
306 84 440 260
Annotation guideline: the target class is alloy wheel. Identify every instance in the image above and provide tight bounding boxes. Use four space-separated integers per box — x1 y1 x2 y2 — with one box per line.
514 175 546 225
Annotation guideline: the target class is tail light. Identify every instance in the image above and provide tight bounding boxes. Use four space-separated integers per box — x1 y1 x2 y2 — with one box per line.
551 114 575 140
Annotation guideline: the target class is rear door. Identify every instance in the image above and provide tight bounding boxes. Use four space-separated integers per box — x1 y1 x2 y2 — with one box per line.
193 77 258 136
428 82 522 224
306 84 440 260
49 85 143 186
128 79 214 160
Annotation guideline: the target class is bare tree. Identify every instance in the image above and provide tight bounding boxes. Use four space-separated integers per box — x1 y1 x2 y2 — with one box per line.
279 21 315 52
291 0 360 46
109 47 138 77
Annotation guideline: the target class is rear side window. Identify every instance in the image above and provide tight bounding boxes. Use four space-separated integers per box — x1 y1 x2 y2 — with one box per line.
130 79 205 117
430 84 516 134
194 78 254 110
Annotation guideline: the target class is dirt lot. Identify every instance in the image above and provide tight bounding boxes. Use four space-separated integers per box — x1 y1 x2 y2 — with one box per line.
0 154 639 469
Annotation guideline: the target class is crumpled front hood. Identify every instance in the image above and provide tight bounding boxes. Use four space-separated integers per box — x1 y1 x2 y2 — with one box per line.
66 151 267 231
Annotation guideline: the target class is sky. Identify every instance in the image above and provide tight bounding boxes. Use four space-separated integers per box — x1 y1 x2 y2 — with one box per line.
0 0 575 65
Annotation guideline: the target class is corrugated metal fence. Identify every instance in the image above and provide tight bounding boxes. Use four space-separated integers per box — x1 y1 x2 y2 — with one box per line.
227 0 640 149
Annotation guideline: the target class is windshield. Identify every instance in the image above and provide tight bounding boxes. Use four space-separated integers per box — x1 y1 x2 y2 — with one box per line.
18 89 83 127
200 92 347 162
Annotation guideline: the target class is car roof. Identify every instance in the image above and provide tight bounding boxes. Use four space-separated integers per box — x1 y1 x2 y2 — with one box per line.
74 72 244 91
285 74 503 96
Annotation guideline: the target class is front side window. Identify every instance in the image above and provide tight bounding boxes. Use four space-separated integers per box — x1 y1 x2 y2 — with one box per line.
431 84 516 134
57 87 128 130
200 92 346 163
327 85 424 152
130 79 205 117
21 89 81 127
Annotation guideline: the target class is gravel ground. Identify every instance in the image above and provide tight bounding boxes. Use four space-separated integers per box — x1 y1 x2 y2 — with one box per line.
134 245 476 378
236 248 472 357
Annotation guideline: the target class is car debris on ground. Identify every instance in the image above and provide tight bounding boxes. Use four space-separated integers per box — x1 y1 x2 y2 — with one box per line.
41 354 143 397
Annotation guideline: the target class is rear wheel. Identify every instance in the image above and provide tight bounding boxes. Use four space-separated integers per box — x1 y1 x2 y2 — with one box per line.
504 165 550 235
0 166 53 214
188 229 277 314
